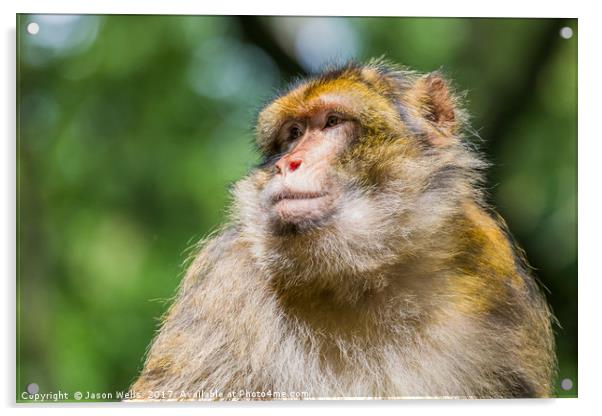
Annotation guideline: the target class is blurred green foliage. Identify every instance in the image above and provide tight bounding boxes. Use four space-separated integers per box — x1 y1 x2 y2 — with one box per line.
17 15 577 401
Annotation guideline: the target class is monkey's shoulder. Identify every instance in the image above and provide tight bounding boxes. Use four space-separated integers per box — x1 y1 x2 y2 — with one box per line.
180 227 263 290
196 227 241 262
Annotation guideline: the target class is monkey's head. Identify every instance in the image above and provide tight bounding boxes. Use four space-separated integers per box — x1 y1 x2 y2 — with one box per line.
233 60 485 290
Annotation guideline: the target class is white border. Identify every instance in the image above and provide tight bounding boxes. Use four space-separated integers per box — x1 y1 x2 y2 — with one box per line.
3 1 598 415
9 0 581 17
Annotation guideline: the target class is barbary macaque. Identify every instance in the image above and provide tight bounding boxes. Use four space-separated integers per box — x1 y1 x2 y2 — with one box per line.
131 60 556 399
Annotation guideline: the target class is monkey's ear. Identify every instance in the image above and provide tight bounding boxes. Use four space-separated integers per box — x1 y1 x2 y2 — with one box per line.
405 72 460 146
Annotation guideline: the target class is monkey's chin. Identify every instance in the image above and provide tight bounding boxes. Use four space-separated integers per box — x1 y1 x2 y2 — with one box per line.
271 195 335 233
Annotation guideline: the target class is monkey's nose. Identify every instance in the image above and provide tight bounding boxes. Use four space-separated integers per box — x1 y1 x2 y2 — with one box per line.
288 158 302 172
275 158 302 174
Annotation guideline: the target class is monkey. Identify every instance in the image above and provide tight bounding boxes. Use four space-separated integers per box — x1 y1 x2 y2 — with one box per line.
130 59 556 400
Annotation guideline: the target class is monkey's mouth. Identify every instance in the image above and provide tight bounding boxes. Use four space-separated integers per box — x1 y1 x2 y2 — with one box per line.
272 190 328 203
270 190 333 225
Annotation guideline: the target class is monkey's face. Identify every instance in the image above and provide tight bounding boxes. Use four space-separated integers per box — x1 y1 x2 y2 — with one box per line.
251 76 408 236
258 102 358 232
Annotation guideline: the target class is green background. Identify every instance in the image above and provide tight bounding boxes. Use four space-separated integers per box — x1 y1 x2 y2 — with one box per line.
17 15 577 400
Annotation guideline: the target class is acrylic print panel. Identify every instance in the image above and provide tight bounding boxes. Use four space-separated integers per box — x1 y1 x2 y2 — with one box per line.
17 14 577 401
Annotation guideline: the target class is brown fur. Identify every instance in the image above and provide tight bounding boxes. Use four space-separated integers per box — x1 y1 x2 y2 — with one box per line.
131 60 556 399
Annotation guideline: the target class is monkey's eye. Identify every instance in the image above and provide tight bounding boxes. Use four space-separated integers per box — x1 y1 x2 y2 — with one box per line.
325 114 342 128
289 125 303 140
